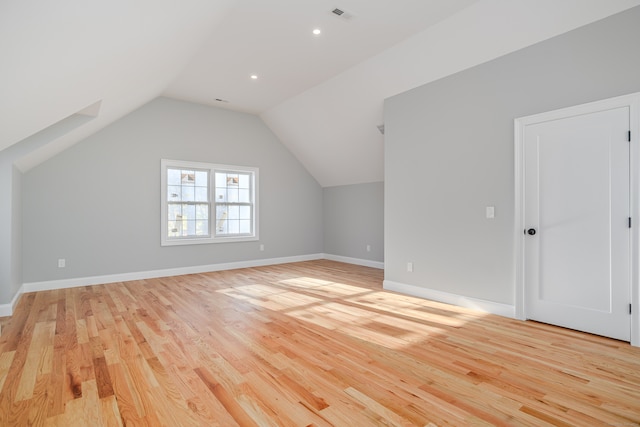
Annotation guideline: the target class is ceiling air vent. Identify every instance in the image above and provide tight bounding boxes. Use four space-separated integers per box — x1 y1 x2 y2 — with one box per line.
331 7 353 20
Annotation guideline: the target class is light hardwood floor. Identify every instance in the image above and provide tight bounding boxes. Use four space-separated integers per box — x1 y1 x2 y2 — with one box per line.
0 260 639 426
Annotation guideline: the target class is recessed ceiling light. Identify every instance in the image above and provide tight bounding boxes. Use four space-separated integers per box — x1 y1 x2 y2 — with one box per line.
312 28 321 36
250 74 258 80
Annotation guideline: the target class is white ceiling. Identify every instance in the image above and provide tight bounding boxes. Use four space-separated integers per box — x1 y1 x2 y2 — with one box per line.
164 0 478 114
2 0 639 186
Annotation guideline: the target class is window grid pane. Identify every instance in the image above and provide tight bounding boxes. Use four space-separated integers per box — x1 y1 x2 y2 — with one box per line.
167 202 210 237
214 170 253 237
167 165 210 239
164 161 256 244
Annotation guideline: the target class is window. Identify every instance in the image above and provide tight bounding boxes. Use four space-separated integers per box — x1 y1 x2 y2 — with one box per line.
161 159 258 246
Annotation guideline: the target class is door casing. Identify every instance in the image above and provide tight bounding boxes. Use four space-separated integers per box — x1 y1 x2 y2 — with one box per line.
514 92 640 347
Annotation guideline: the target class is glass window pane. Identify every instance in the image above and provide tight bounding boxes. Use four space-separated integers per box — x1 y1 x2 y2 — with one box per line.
168 169 181 185
186 220 196 236
228 220 239 234
238 174 250 189
168 186 181 201
168 204 182 220
196 220 209 236
195 171 208 187
215 188 226 202
184 204 196 220
216 205 227 218
239 220 251 234
182 186 195 202
216 206 228 233
239 205 251 219
239 189 250 203
226 174 239 187
227 189 239 203
168 222 179 236
172 215 185 236
216 173 226 187
195 187 208 202
195 204 209 219
181 171 195 185
228 205 240 220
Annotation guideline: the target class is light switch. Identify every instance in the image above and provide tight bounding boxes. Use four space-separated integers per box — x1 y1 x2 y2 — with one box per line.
486 206 495 219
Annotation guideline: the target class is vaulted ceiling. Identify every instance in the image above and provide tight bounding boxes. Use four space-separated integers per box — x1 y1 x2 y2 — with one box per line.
2 0 639 186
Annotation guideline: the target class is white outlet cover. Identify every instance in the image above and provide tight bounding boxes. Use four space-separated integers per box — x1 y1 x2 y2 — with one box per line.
486 206 495 219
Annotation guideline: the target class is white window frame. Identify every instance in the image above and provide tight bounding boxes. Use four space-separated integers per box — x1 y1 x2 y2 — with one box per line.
161 159 259 246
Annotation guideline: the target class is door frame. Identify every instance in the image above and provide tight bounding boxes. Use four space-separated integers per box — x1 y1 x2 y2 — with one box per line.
514 92 640 347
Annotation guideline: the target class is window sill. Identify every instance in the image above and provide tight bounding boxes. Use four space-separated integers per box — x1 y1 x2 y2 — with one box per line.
161 235 259 246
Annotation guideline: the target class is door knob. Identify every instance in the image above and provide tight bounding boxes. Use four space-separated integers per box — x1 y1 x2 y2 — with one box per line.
527 228 537 236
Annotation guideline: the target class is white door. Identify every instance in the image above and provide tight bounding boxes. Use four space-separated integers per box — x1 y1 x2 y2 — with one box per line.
523 106 631 341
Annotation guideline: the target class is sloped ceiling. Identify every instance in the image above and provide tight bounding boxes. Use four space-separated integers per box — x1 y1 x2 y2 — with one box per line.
2 0 639 186
260 0 640 186
0 0 235 168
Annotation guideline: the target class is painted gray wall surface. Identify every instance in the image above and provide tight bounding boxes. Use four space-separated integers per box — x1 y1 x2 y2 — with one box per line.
384 6 640 304
22 97 323 283
0 164 23 306
0 158 18 304
324 182 384 262
11 165 22 299
0 113 93 303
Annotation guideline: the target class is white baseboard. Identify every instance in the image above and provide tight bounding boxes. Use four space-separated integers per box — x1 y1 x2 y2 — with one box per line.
23 253 324 294
0 285 24 317
383 280 515 318
323 254 384 269
5 253 381 317
5 257 515 321
8 257 632 345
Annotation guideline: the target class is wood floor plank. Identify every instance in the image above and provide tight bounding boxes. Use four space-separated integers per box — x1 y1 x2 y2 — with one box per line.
15 321 55 401
194 366 260 427
1 260 639 426
0 350 15 395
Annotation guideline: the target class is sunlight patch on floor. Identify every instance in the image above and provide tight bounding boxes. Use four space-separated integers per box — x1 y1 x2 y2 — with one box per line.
216 275 495 350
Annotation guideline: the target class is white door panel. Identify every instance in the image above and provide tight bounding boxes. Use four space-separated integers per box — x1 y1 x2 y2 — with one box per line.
523 107 630 341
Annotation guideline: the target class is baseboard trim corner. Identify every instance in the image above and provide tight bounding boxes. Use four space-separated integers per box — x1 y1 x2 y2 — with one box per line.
383 280 515 318
323 254 384 269
0 285 24 317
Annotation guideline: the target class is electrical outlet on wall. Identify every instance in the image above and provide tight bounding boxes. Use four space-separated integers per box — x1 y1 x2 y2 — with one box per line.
407 262 413 272
58 259 66 268
486 206 495 219
366 245 371 252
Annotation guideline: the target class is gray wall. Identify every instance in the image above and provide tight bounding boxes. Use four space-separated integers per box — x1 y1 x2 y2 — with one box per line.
384 6 640 304
0 113 95 304
324 182 384 263
22 97 323 283
0 158 20 304
11 165 22 298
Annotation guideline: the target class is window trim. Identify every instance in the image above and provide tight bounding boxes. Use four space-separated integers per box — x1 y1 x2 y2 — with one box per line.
160 159 259 246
